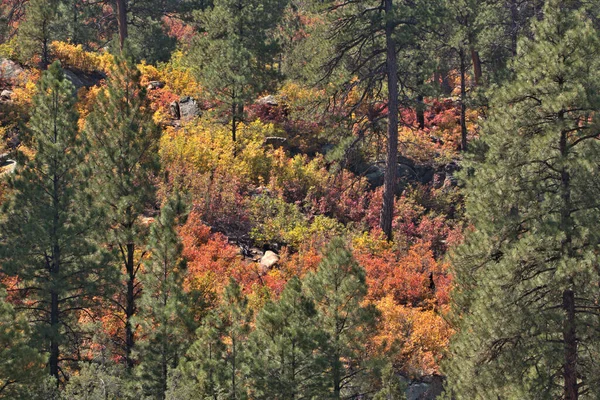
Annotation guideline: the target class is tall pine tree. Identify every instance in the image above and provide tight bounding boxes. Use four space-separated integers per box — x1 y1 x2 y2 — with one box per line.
444 2 600 398
248 276 328 399
134 193 190 399
168 279 252 400
304 237 379 399
84 52 160 369
0 62 108 382
187 0 288 145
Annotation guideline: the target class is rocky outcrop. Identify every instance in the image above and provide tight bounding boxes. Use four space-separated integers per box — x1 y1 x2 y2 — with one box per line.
63 69 104 90
147 81 164 90
256 95 278 106
169 97 201 121
0 59 24 83
0 90 12 101
403 375 445 400
179 96 200 121
259 250 279 274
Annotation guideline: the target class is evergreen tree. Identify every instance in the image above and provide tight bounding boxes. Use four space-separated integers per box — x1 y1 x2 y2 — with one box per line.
319 0 443 240
187 0 288 145
248 276 327 399
304 237 379 399
134 193 190 399
444 2 600 398
0 62 108 382
168 279 252 400
17 0 59 67
0 288 45 399
84 53 160 369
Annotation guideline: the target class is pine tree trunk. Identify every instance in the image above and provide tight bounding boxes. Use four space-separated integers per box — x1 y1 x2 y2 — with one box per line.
416 66 425 129
50 166 61 381
460 48 468 152
50 290 60 380
562 289 578 400
115 0 127 49
126 242 135 369
231 102 237 144
470 48 482 86
380 0 399 241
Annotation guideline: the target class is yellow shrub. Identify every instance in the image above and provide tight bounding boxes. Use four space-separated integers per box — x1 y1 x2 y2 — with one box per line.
51 41 113 73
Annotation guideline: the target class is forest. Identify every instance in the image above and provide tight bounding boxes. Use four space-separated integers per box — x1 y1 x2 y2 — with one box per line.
0 0 598 398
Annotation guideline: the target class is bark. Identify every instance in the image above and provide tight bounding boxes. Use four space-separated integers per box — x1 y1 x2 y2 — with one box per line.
470 48 482 86
460 49 468 152
416 66 425 129
380 0 399 241
125 242 135 369
562 289 578 400
115 0 127 49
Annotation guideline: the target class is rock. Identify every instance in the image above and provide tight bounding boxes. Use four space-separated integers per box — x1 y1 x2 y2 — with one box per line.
259 250 279 273
169 101 181 119
63 69 104 90
178 96 200 121
0 89 13 101
147 81 164 90
264 136 287 148
405 375 444 400
256 95 278 106
0 59 24 83
0 158 16 176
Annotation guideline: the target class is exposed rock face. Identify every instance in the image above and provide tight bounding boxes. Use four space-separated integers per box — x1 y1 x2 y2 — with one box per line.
0 59 24 83
178 96 200 121
63 69 104 90
147 81 164 90
256 94 278 106
259 250 280 274
0 90 13 101
169 101 180 119
403 375 444 400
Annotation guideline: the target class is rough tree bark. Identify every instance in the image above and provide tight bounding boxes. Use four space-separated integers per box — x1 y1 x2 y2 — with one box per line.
380 0 399 241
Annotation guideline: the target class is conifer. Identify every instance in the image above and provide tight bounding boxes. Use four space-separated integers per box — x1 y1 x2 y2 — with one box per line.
134 193 190 399
248 276 327 399
304 237 379 399
84 52 160 369
444 2 600 398
0 62 108 382
168 279 252 400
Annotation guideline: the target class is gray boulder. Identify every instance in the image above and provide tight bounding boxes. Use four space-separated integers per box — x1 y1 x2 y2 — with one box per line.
147 81 164 90
0 89 13 101
0 59 24 83
178 96 200 121
259 250 280 274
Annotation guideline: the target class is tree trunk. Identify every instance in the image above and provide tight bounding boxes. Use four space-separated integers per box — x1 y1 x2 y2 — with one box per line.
380 0 399 241
562 289 578 400
125 242 135 369
460 48 468 152
470 48 482 86
416 64 425 129
115 0 127 49
50 290 60 380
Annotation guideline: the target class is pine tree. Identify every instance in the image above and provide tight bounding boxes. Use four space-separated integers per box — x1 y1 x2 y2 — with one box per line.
17 0 59 67
0 62 108 382
303 237 379 399
320 0 443 240
444 2 600 398
248 276 327 399
168 279 252 400
84 53 160 369
0 288 45 398
187 0 288 145
134 193 190 399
